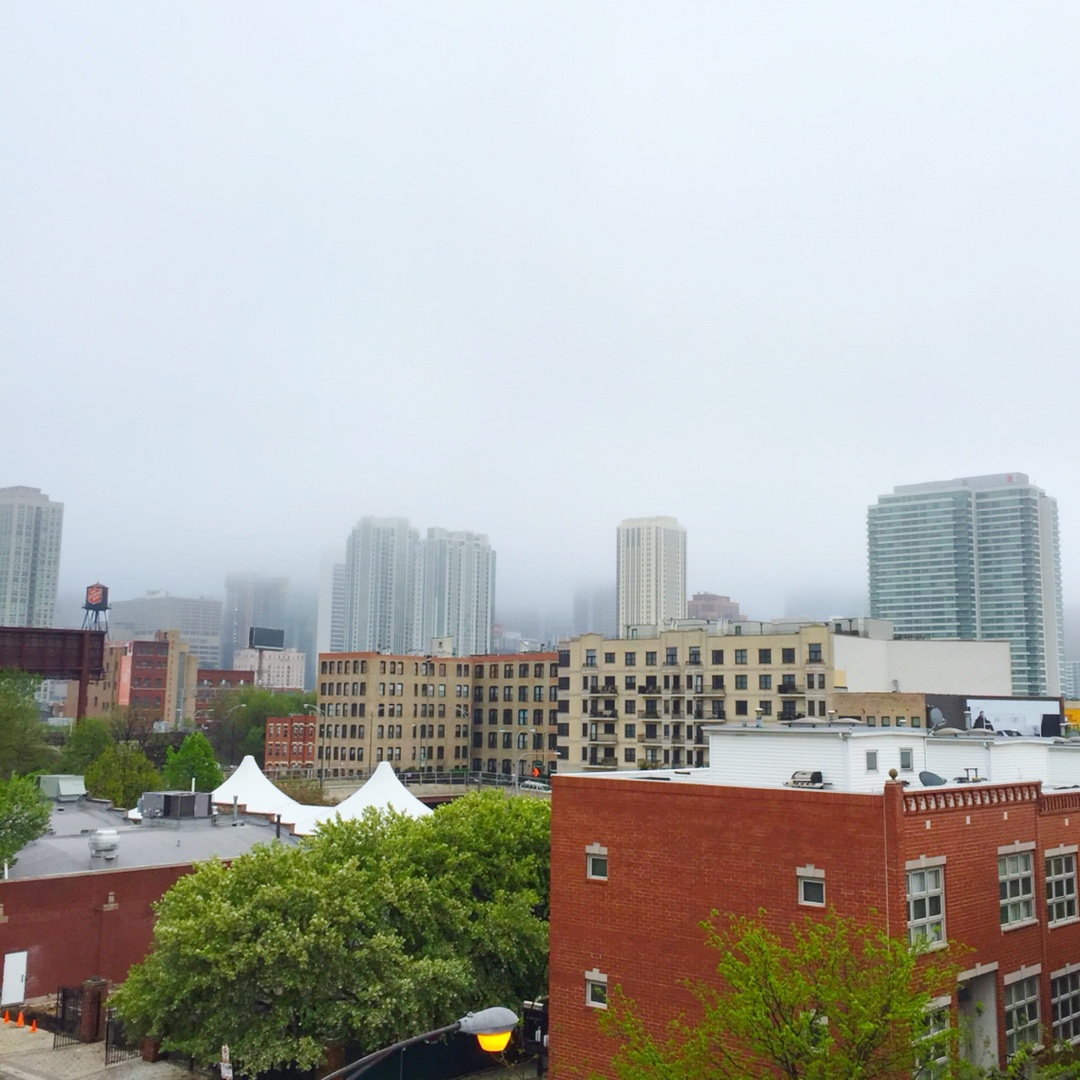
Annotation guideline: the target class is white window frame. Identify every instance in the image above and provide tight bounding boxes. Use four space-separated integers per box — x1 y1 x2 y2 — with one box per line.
796 863 825 907
999 843 1037 928
906 857 946 947
584 967 608 1009
1046 847 1078 927
899 747 914 772
1003 971 1040 1057
913 995 951 1080
865 750 878 772
1050 963 1080 1044
586 842 608 881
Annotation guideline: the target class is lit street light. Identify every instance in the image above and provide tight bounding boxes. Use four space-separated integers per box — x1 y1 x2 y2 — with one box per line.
318 1007 519 1080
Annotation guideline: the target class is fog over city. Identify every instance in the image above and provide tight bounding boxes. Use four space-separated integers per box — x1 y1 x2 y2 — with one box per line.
3 4 1079 635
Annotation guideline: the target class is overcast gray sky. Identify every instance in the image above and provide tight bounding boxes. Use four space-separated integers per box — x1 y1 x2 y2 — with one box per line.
3 3 1078 624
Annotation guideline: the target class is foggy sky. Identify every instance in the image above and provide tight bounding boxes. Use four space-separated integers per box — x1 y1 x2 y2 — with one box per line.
3 3 1079 625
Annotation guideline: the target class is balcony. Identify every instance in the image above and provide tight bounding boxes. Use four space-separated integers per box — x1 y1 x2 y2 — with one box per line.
585 761 619 771
588 731 619 744
697 686 726 697
585 684 619 696
778 683 802 696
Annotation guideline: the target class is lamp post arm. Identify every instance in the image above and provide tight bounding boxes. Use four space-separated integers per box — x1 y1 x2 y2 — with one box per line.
321 1023 462 1080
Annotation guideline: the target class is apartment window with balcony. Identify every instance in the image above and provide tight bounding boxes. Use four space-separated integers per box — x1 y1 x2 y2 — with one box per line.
665 647 678 665
734 649 747 664
688 647 701 665
1047 849 1078 926
906 858 945 946
585 650 597 667
999 845 1036 927
808 643 823 663
645 652 657 666
1004 973 1040 1057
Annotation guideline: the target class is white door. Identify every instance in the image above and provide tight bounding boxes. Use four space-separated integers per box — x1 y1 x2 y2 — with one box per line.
1 951 27 1006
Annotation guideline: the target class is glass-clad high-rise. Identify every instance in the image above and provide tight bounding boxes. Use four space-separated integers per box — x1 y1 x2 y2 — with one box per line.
868 473 1064 696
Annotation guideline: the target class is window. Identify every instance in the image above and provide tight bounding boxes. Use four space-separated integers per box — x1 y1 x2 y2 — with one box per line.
604 652 615 664
796 864 825 906
711 649 724 664
906 861 945 946
1051 966 1080 1042
624 748 637 762
645 651 657 666
734 649 747 665
624 652 636 666
624 675 636 690
865 750 878 772
711 674 724 690
585 649 596 667
759 701 772 716
735 700 748 716
624 723 636 738
585 969 608 1009
1004 974 1040 1057
899 748 914 772
782 647 795 664
914 1000 951 1080
758 674 771 690
999 847 1036 927
665 647 678 665
1047 850 1078 925
758 648 771 664
735 674 747 690
688 647 701 665
586 844 608 880
808 643 823 663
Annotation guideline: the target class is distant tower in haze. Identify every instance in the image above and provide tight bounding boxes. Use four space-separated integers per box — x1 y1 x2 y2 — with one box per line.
868 472 1065 695
616 516 687 635
419 528 496 656
221 574 288 668
0 485 64 627
573 585 617 637
343 517 422 653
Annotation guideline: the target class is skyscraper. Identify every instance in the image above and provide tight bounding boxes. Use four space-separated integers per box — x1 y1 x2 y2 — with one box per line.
868 473 1065 696
616 516 687 635
419 528 496 656
0 486 64 627
110 591 222 668
221 574 289 668
343 517 422 653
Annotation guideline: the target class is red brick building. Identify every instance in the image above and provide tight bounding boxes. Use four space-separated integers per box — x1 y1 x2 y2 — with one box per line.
194 668 256 726
263 714 316 777
549 724 1080 1076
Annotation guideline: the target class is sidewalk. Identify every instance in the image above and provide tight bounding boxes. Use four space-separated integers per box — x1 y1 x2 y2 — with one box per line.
0 1023 535 1080
0 1021 191 1080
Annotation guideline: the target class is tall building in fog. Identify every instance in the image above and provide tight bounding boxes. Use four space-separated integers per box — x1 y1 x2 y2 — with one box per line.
343 517 422 653
110 592 222 668
419 528 495 656
573 585 617 637
221 574 288 668
687 592 743 622
0 486 64 627
868 473 1065 695
339 517 495 655
616 516 687 635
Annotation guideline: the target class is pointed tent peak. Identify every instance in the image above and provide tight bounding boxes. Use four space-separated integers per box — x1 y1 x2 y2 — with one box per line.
211 755 305 823
323 761 433 823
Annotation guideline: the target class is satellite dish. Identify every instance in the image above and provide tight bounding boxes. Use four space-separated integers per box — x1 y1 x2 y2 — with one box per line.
919 771 946 787
929 708 945 731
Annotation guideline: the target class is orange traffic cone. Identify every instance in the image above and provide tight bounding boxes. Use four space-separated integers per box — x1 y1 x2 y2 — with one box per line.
2 1010 8 1024
15 1011 24 1027
29 1019 36 1033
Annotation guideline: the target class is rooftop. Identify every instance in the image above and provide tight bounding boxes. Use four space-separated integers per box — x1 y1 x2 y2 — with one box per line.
7 798 296 881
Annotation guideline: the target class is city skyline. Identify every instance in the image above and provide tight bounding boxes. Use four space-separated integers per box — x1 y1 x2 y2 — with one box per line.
5 6 1079 638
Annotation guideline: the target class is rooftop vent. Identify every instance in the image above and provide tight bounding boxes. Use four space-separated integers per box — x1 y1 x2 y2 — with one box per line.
88 829 120 860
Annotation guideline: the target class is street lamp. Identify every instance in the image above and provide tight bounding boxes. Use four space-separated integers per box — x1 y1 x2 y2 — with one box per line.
319 1007 518 1080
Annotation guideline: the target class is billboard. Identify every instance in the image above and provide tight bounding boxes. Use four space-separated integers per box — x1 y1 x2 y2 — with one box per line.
248 627 285 650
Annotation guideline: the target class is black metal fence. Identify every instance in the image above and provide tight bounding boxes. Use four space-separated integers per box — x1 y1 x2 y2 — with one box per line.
104 1007 139 1066
52 986 82 1050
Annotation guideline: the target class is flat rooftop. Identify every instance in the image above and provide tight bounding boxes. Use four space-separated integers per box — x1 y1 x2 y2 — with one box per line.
7 799 298 881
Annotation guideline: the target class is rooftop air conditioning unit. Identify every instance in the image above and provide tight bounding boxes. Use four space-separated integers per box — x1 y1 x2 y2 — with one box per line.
89 829 120 860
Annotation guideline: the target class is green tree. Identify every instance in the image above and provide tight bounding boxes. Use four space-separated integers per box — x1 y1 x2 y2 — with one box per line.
0 773 51 865
111 791 549 1074
85 743 162 808
162 732 223 791
59 717 114 773
599 909 962 1080
205 687 315 768
0 669 56 776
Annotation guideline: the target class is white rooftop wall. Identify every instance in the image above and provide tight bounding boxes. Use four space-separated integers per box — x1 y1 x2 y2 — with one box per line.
833 637 1012 695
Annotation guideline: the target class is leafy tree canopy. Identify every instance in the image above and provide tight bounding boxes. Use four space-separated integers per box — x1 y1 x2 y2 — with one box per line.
599 908 962 1080
0 773 51 865
59 717 114 774
162 732 223 791
0 668 57 776
205 686 315 768
112 790 549 1074
84 743 162 808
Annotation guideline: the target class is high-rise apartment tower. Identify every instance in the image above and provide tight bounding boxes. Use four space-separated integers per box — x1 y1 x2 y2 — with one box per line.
0 486 64 627
868 473 1065 695
615 516 687 636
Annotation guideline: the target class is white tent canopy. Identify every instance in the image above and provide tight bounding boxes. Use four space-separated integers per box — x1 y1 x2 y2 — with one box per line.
212 757 433 836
